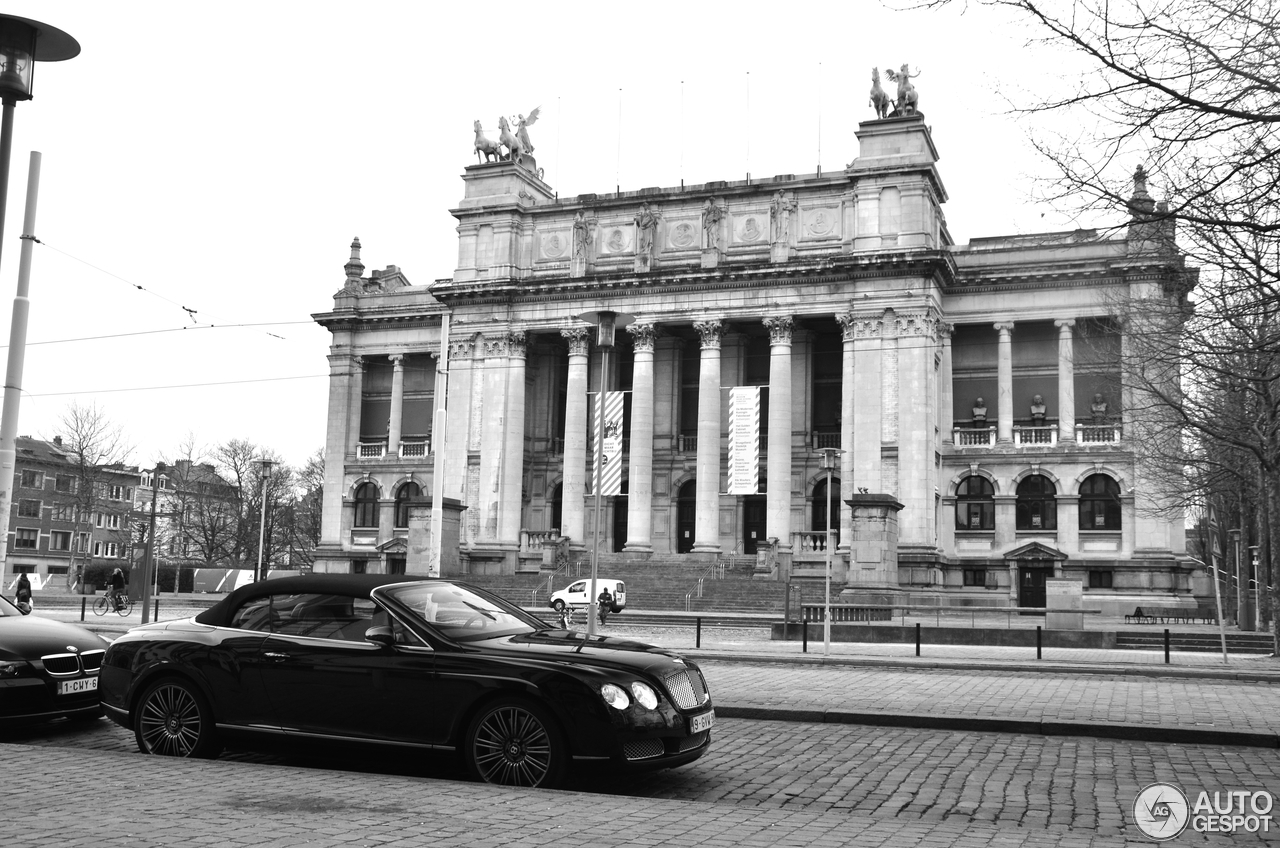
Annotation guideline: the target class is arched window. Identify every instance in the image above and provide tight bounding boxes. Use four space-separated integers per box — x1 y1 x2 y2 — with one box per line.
394 481 421 529
811 477 841 543
1079 474 1121 530
955 476 994 530
1016 475 1057 531
354 482 379 528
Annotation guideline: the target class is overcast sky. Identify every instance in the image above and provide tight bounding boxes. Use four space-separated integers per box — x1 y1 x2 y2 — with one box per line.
0 1 1098 470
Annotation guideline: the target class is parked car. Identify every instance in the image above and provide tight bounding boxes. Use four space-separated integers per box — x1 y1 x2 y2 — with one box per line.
549 578 627 613
100 575 711 788
0 595 108 725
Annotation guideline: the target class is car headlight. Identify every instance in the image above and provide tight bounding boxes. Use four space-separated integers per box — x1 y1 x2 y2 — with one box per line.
599 682 630 710
0 660 34 678
629 681 659 710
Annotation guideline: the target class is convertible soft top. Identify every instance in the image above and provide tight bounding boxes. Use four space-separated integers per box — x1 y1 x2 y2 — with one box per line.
194 574 440 627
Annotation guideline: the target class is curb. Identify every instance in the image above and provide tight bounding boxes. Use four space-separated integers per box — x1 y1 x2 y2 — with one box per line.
715 706 1280 749
679 649 1280 683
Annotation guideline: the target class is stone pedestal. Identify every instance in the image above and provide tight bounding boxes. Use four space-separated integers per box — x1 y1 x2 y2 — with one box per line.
406 497 465 576
770 243 794 263
839 493 905 605
701 247 722 269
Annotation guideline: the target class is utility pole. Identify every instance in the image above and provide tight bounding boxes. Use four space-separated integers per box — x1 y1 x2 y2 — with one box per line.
140 462 164 624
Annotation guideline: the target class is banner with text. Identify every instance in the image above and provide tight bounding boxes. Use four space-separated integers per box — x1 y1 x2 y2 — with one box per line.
727 386 761 494
590 391 626 496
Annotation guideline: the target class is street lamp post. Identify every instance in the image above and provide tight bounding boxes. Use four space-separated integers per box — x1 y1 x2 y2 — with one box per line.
256 459 274 582
577 309 632 637
817 448 841 655
0 15 78 586
140 463 165 625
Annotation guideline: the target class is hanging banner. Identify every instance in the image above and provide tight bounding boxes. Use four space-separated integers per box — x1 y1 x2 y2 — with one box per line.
590 391 625 496
727 386 761 494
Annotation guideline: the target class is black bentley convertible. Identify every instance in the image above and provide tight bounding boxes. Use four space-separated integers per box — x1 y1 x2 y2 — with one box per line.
100 575 714 788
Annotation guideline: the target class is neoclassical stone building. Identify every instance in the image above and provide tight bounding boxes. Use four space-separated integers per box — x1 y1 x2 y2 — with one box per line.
312 114 1202 612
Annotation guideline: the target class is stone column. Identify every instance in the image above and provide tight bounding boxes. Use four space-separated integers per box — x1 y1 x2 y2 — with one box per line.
693 319 724 554
499 331 527 544
763 316 794 555
851 312 884 492
1057 493 1079 555
560 327 590 547
477 336 507 541
625 322 657 552
994 493 1017 550
836 313 857 549
387 354 405 457
939 323 954 438
994 322 1015 443
1055 319 1076 442
320 353 358 548
895 311 934 546
441 335 476 502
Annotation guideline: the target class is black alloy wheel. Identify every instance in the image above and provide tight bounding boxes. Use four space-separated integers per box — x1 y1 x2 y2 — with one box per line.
464 697 566 788
552 599 566 612
134 678 221 759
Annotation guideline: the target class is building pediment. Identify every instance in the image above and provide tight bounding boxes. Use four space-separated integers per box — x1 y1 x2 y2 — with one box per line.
1003 541 1067 562
376 537 408 554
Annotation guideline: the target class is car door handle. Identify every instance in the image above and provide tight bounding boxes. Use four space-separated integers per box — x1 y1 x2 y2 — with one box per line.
263 652 292 662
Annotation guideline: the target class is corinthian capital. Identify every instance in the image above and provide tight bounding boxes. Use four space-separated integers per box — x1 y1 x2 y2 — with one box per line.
561 326 591 357
763 315 794 346
693 319 724 350
627 321 659 353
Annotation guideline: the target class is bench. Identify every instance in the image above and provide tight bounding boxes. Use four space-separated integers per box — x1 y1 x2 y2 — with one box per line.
1124 606 1219 625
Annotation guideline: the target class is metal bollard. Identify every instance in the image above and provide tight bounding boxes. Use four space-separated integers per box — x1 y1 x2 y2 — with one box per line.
81 597 86 621
154 598 160 621
1164 628 1170 664
696 617 702 649
1036 625 1042 660
915 622 921 657
803 617 808 653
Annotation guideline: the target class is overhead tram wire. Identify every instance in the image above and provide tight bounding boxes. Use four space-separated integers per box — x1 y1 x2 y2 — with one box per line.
0 321 316 350
26 373 328 398
31 239 289 341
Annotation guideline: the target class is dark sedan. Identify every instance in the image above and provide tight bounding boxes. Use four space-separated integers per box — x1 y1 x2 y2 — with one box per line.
0 595 108 724
100 575 714 788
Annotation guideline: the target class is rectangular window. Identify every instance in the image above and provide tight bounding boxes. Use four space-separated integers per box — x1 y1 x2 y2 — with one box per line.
55 475 74 493
51 504 74 522
50 531 71 551
93 541 101 557
962 568 987 587
106 514 121 530
351 560 367 574
1088 570 1113 589
20 469 42 488
15 528 38 549
95 512 104 528
47 565 68 576
106 542 118 558
12 564 33 574
77 532 90 552
17 499 41 518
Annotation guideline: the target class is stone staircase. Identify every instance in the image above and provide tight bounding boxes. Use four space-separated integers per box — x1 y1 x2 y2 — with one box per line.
1115 630 1275 654
458 554 815 614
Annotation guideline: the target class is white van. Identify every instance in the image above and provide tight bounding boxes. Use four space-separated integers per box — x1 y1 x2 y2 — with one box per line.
549 579 626 613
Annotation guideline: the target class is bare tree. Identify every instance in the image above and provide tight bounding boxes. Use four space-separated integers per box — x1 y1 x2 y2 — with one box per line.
47 402 134 585
920 0 1280 643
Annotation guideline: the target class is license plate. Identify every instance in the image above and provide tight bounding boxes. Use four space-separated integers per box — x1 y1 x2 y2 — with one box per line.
57 677 98 696
689 709 715 733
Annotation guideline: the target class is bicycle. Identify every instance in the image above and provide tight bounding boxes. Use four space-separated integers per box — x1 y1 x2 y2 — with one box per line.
94 593 133 616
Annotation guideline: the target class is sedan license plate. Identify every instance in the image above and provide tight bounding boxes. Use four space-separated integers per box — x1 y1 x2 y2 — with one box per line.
57 677 98 696
689 709 715 734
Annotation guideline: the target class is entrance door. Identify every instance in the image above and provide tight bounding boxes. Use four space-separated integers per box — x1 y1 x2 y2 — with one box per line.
1018 566 1051 609
677 480 696 553
612 496 628 552
743 496 766 555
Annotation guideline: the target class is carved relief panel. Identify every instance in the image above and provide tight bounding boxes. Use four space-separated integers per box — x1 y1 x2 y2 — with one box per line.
801 204 842 241
666 219 700 251
732 211 769 245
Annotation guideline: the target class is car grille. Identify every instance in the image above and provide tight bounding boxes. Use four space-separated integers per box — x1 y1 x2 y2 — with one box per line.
663 668 710 710
41 650 103 677
678 730 709 753
623 738 665 761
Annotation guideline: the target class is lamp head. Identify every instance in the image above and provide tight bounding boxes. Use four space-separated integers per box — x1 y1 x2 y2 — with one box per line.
0 15 79 103
817 447 842 471
577 309 634 349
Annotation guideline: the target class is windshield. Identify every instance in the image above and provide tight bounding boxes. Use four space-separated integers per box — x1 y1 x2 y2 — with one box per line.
381 582 539 642
0 595 19 617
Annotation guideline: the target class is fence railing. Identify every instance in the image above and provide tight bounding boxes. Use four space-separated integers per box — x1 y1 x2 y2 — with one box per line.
953 427 996 447
1012 425 1057 446
1077 423 1122 443
357 441 386 458
677 434 698 453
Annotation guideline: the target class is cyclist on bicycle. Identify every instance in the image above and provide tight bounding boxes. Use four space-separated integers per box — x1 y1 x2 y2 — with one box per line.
107 567 126 611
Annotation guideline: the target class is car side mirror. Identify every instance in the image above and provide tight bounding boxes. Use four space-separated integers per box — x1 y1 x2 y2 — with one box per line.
365 625 395 648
